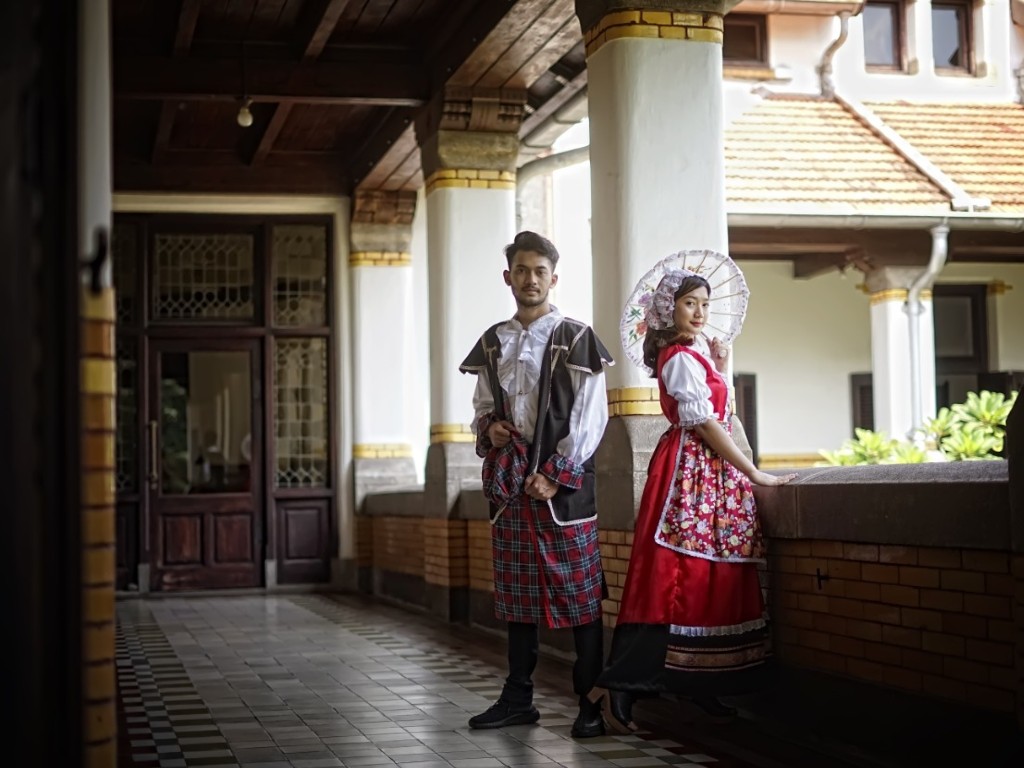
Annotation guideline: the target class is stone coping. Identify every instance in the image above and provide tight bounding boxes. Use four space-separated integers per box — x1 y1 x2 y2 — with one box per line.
361 462 1016 550
755 461 1013 551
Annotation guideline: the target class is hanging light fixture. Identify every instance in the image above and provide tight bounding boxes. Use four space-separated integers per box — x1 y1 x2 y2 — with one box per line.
236 98 254 127
236 35 253 128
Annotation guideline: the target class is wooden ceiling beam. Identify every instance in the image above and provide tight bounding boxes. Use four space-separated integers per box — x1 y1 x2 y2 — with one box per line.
247 103 293 166
115 55 427 106
153 0 202 163
348 107 417 188
173 0 201 56
294 0 353 61
115 161 350 195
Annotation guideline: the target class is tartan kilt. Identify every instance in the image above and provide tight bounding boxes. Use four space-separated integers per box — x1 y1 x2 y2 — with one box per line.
491 494 605 629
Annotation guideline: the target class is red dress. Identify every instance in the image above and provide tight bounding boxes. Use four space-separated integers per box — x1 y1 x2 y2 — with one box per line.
597 344 770 697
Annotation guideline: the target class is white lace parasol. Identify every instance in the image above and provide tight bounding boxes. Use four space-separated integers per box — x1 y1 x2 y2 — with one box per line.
620 249 750 374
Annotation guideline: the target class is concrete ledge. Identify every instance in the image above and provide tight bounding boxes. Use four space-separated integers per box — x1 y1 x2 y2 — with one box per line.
455 488 490 521
361 487 426 518
756 461 1014 551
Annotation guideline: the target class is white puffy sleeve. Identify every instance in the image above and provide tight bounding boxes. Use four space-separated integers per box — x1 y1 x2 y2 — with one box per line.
660 351 713 427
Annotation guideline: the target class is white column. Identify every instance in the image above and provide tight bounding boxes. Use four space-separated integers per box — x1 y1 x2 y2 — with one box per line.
416 91 524 444
867 268 938 440
425 181 516 440
584 8 728 399
349 191 419 499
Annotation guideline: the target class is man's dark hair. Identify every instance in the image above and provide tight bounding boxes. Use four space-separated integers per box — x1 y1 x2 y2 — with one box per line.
503 230 560 269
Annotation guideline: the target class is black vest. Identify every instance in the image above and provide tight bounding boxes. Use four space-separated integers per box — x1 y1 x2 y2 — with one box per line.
461 316 613 524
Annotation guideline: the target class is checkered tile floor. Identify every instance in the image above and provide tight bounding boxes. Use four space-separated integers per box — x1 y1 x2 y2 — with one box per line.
115 594 783 768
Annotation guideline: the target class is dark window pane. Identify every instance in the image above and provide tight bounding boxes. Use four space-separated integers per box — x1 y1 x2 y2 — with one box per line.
723 17 764 62
863 3 899 67
932 5 966 69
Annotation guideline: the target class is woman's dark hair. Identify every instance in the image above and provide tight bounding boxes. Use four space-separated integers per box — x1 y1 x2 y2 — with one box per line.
504 230 560 269
642 274 712 375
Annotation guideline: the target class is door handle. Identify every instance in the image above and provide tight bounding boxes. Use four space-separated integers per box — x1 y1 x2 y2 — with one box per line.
147 419 159 489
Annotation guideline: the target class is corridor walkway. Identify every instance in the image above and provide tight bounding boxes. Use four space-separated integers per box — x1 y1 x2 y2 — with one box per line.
115 594 851 768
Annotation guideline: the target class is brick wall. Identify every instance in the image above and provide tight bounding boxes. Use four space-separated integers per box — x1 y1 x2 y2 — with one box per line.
771 540 1018 713
371 517 424 577
468 520 493 593
357 516 373 569
599 530 633 628
424 518 468 588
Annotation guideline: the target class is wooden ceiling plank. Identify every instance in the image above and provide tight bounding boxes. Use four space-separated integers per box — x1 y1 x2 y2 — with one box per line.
115 55 427 106
248 102 293 165
348 108 416 187
173 0 202 55
501 16 580 90
476 0 575 88
151 101 180 164
448 0 552 87
295 0 355 60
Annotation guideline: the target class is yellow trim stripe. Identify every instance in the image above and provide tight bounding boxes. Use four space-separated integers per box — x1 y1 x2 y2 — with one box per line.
353 443 414 459
425 169 516 196
430 423 476 444
585 10 724 57
869 288 932 306
607 386 662 417
349 250 411 267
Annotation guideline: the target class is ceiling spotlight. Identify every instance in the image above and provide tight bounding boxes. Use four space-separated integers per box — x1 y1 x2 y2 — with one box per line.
236 98 254 128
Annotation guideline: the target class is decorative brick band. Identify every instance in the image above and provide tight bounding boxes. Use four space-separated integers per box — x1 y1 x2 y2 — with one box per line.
607 386 662 417
585 10 724 57
424 169 516 196
353 443 414 459
869 288 933 306
349 251 411 267
430 423 475 444
81 286 117 767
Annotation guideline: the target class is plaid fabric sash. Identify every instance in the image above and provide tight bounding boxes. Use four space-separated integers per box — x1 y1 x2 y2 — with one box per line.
481 431 530 512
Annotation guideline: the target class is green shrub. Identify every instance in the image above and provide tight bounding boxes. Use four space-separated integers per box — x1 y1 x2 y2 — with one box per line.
818 390 1017 465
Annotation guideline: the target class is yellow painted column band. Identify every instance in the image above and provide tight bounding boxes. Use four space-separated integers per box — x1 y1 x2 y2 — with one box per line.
585 10 724 57
430 423 476 444
424 169 517 196
869 288 933 306
607 386 663 417
353 443 414 459
349 251 412 267
80 286 117 768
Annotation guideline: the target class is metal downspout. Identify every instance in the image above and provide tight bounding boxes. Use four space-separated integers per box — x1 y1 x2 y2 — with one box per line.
817 11 851 98
515 145 591 229
906 224 949 441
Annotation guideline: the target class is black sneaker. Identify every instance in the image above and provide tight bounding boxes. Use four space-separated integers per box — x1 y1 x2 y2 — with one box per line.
468 699 540 729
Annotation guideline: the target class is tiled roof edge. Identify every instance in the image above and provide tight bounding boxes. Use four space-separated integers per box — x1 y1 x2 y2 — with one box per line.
833 92 992 212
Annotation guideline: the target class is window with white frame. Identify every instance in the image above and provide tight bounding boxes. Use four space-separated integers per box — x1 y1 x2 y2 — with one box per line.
862 0 906 70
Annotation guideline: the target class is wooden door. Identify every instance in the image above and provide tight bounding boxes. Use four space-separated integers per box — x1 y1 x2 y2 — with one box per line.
146 338 263 590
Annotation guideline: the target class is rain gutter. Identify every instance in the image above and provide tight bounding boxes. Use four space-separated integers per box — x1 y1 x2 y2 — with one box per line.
906 225 949 441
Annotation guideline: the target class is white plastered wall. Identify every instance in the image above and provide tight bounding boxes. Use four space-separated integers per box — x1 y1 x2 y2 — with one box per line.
111 193 356 566
732 261 872 457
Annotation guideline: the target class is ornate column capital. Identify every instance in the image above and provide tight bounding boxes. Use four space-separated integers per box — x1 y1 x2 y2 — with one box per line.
415 86 527 182
350 190 417 267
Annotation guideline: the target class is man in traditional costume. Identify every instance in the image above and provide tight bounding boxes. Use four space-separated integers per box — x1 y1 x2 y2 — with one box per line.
460 231 614 738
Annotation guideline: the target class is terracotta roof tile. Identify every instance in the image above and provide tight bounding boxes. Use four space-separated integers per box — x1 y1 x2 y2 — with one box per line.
725 94 951 214
865 101 1024 213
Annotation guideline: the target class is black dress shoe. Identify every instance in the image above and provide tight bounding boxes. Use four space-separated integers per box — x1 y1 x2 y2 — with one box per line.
607 690 638 733
571 695 605 738
690 695 737 720
468 699 540 729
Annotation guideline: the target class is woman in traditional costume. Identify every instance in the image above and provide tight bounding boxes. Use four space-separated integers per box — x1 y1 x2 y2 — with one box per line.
591 259 796 732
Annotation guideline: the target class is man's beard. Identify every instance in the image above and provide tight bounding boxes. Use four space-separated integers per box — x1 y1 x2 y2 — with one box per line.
515 288 547 307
